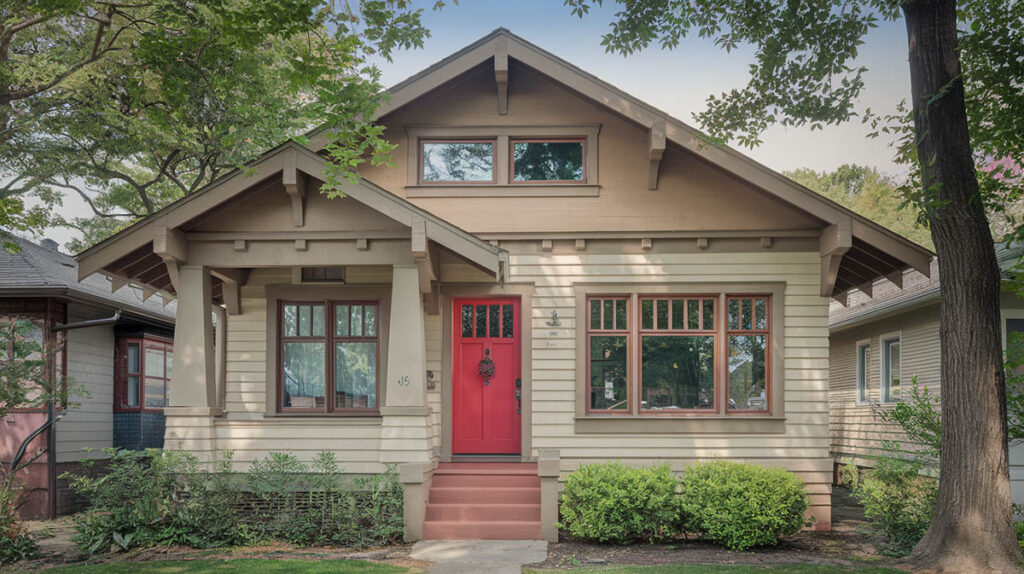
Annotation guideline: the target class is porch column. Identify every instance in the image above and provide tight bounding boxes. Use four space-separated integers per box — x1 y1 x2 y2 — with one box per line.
164 265 221 463
380 264 431 467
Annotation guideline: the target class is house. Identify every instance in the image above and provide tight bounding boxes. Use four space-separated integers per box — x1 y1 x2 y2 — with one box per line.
828 247 1024 503
73 29 933 541
0 235 175 518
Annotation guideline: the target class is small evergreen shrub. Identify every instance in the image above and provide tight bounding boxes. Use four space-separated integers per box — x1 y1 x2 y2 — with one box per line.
557 461 679 543
678 461 808 551
0 478 37 564
843 457 936 556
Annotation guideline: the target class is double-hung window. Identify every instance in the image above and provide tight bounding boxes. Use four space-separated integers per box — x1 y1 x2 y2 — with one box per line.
279 301 379 414
584 293 772 416
856 342 870 404
881 336 901 403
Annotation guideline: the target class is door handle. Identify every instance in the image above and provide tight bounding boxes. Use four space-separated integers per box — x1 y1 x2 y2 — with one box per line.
514 378 522 414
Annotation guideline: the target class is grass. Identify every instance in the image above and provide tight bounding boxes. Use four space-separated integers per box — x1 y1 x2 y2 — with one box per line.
34 558 410 574
526 566 903 574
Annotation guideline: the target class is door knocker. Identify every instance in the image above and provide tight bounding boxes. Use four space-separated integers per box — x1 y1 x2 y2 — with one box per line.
478 348 495 386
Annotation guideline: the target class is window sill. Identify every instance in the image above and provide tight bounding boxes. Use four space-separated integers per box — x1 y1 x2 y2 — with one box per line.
406 184 599 198
574 415 786 435
217 415 382 426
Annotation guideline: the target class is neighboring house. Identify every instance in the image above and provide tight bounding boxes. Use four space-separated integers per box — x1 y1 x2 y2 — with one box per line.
829 246 1024 504
73 29 933 541
0 235 175 518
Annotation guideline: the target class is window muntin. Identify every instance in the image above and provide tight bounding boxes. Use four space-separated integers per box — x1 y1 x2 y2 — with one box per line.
116 336 172 412
856 342 870 404
587 298 629 412
420 140 496 183
640 297 717 412
726 296 770 413
511 138 585 183
882 337 901 403
280 301 380 414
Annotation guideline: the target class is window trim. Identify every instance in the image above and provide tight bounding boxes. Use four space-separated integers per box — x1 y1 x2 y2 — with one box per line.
879 332 902 404
418 138 498 185
1 307 67 413
855 339 871 405
509 137 587 185
277 300 381 415
574 283 784 426
115 335 173 413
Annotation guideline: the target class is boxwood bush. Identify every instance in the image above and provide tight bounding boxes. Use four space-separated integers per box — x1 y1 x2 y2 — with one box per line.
678 461 809 550
557 461 680 543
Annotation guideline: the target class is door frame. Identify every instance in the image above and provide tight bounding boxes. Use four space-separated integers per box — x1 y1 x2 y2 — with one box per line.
440 283 534 462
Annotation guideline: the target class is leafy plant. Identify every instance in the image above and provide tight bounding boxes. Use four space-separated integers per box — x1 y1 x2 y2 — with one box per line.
678 461 809 551
843 455 937 556
557 461 679 544
873 377 942 466
0 474 37 564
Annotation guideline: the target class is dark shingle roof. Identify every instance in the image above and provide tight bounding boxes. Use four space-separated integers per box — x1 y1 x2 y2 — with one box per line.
0 234 175 323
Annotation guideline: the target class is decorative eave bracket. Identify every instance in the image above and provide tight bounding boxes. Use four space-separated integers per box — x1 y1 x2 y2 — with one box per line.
495 39 509 115
211 268 248 316
648 121 666 190
819 215 852 299
153 226 187 292
283 148 307 227
411 218 441 315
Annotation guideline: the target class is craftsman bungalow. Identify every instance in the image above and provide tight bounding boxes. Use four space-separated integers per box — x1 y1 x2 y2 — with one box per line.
74 29 932 541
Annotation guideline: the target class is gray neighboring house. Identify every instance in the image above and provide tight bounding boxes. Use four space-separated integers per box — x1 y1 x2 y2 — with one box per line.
828 246 1024 504
0 235 176 518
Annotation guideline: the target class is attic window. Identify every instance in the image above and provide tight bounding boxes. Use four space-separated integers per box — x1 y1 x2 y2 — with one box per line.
301 267 346 283
420 140 496 183
512 138 585 183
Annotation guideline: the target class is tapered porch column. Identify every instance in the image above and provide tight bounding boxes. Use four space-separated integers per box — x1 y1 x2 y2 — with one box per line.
164 265 221 462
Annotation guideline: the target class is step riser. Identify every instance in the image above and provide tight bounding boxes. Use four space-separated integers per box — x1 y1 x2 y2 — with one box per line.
426 503 541 522
423 521 542 540
432 474 540 488
429 487 540 504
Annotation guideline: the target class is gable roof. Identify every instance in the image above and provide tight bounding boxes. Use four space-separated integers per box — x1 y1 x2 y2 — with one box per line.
309 28 933 296
75 142 507 288
1 234 175 323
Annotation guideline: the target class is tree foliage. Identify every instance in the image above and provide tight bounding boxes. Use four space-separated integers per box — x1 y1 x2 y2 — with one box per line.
1 0 443 250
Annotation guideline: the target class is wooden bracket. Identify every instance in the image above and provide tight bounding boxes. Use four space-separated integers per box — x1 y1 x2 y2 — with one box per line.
495 39 509 115
857 280 874 298
541 239 553 252
575 239 586 251
283 148 307 227
153 227 187 292
648 121 667 190
356 238 369 251
697 238 709 250
760 237 773 249
211 268 247 316
233 239 248 252
819 216 853 298
109 274 128 293
641 238 653 250
142 286 157 302
886 269 904 289
295 239 308 251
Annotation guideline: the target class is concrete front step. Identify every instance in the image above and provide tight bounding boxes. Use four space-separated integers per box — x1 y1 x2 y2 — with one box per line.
422 520 543 540
429 486 541 504
426 502 541 522
432 473 540 488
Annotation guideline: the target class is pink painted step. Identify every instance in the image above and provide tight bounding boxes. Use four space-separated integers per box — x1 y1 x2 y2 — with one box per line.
424 462 542 540
423 520 542 540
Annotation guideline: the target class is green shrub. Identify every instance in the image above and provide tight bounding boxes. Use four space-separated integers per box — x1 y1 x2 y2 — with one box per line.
843 456 936 556
0 477 37 564
1016 520 1024 552
678 461 809 551
557 461 679 543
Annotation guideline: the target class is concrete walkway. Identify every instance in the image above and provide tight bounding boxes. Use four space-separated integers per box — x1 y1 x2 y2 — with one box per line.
409 540 548 574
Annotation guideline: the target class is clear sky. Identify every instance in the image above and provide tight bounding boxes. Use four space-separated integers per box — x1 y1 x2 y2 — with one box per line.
41 1 914 247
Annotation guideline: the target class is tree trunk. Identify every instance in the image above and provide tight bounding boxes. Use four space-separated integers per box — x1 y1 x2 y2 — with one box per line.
902 1 1021 571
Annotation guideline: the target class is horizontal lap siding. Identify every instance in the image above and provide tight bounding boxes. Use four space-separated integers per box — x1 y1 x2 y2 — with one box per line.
56 305 115 463
509 250 832 524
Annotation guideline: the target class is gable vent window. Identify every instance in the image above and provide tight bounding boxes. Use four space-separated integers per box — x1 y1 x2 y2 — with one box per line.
301 267 346 283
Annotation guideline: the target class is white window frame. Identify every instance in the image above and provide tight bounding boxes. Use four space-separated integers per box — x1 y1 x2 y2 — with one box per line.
879 331 902 404
856 339 871 405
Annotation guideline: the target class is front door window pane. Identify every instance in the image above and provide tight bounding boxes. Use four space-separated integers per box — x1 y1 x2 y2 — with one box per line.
422 141 495 182
283 342 325 409
461 305 473 338
589 335 628 411
642 336 715 410
502 305 514 338
336 342 377 409
489 305 500 338
728 334 767 411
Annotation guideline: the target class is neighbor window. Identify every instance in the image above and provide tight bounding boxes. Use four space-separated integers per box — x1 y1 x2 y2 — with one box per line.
116 336 173 411
420 140 495 183
280 301 379 413
585 294 772 415
512 139 585 183
882 337 901 403
856 342 870 404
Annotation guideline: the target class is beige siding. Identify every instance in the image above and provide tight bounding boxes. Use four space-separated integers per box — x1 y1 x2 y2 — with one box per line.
505 248 833 525
55 304 115 462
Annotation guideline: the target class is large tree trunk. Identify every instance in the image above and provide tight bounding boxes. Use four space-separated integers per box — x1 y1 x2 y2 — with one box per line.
902 1 1020 571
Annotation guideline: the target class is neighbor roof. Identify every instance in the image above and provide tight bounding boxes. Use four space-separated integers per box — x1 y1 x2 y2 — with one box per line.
0 234 175 324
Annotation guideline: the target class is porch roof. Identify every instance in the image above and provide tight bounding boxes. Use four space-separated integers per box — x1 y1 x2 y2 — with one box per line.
75 141 507 301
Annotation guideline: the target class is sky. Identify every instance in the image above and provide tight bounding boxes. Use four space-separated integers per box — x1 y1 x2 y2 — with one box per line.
39 0 914 247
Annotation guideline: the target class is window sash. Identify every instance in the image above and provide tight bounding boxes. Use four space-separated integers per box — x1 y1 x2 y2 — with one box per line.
279 300 380 414
509 138 586 184
419 139 497 184
882 338 901 403
856 343 870 403
116 337 172 412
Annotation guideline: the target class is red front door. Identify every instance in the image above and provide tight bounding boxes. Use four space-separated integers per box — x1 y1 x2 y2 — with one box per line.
453 298 522 454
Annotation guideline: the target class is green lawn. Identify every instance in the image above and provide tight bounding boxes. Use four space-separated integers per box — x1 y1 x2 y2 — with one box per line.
37 559 410 574
526 566 903 574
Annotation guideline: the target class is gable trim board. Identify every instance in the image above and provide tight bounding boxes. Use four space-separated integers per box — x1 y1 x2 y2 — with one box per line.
306 28 931 299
